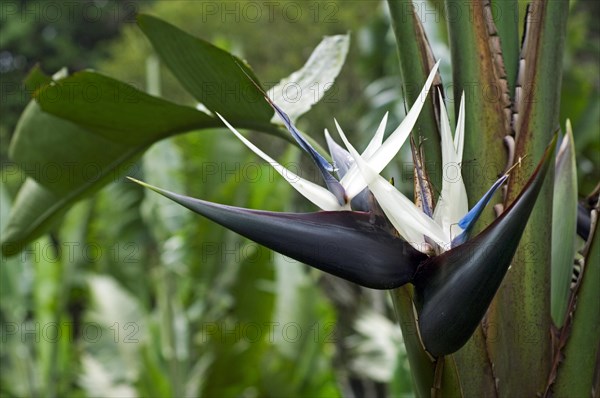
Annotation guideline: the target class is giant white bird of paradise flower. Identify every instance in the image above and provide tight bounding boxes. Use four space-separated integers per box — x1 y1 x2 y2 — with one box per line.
129 61 556 357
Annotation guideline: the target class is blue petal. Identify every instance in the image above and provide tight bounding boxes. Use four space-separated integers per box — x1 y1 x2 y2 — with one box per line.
268 98 334 171
453 174 508 246
267 98 346 205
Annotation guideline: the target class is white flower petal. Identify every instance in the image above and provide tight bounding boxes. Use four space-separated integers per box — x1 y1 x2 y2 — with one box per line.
216 113 343 211
454 92 465 159
362 112 388 159
437 90 458 164
433 93 468 238
336 123 448 249
341 60 441 199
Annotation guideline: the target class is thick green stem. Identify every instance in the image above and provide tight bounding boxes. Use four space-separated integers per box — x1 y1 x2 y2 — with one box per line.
488 0 568 395
390 286 435 398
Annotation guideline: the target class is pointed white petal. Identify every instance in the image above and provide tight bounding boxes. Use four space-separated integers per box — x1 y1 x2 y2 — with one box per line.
329 116 387 163
341 60 441 199
433 93 468 239
216 113 342 211
454 92 465 159
336 123 448 249
437 90 458 165
362 112 388 159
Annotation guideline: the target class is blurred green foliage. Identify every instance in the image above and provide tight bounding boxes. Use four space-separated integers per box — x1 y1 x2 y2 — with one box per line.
0 0 140 159
560 0 600 193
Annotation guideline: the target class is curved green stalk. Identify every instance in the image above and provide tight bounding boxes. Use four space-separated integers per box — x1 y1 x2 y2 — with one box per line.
390 286 435 398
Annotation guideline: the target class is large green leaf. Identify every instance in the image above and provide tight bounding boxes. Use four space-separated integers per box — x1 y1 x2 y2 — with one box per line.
28 69 302 167
551 122 578 327
33 70 215 146
137 14 273 122
1 177 65 256
1 98 149 256
10 100 145 194
137 14 340 152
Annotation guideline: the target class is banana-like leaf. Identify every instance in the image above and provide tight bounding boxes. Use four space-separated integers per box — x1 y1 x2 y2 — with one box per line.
10 96 167 194
3 73 225 255
32 71 216 147
128 178 426 290
1 178 64 256
551 123 578 327
137 14 273 122
1 102 144 256
414 135 556 357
